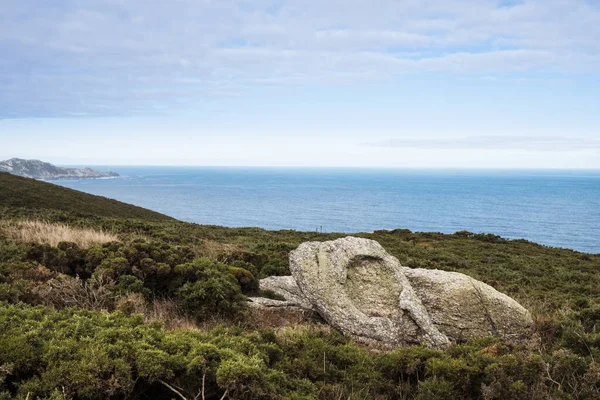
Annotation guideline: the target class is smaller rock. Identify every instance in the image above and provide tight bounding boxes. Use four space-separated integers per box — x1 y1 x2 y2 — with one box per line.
259 276 315 310
404 268 533 342
247 297 296 308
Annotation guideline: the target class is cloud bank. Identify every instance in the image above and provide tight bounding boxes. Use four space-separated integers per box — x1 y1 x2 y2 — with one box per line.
364 135 600 151
1 0 599 117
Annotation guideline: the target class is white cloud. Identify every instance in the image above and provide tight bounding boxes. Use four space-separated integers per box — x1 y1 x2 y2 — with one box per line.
0 0 599 117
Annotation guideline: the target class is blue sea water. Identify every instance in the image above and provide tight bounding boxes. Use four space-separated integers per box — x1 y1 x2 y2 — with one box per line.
53 167 600 254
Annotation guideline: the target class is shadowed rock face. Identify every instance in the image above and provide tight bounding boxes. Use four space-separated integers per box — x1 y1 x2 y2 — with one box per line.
260 237 533 348
345 256 402 318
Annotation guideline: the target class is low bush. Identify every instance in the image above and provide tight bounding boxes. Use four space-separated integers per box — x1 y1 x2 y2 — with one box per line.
175 260 247 321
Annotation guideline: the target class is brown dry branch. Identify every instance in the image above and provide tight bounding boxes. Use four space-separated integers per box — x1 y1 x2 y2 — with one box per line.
38 274 118 311
117 294 202 331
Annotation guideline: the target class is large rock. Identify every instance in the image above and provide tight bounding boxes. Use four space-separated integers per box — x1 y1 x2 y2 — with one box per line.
281 237 533 347
289 237 449 347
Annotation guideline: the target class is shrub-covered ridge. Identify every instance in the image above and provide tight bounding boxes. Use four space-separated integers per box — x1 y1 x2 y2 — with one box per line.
0 203 599 398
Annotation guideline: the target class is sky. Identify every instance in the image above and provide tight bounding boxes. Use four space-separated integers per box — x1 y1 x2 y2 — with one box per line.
1 0 599 168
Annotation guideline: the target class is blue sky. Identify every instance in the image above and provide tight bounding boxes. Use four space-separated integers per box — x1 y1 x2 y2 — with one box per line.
1 0 599 168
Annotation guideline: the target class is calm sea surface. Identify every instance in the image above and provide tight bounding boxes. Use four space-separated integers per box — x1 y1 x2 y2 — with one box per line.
53 167 600 254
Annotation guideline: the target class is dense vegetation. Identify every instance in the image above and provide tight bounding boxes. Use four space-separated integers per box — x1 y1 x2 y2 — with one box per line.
0 173 171 221
0 175 599 399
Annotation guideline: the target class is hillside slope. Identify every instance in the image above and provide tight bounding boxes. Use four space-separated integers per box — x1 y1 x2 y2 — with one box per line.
1 172 600 399
0 172 171 221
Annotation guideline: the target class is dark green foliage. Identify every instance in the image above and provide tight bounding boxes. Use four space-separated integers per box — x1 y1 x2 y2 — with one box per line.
228 266 259 295
0 172 171 221
175 259 247 320
3 239 249 322
0 303 316 399
416 378 457 400
117 275 148 296
3 302 596 400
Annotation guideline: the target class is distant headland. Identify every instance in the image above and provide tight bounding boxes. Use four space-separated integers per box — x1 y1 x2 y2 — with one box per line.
0 158 119 180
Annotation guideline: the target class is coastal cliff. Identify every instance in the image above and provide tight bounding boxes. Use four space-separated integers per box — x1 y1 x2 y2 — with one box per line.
0 158 119 180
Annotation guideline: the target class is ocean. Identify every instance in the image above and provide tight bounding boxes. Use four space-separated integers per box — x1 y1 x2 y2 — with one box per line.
53 167 600 254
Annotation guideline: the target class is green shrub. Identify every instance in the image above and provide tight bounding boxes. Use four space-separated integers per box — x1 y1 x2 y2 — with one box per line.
417 377 457 400
228 266 259 295
175 259 247 320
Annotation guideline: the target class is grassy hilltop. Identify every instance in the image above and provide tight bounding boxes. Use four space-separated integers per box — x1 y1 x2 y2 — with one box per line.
0 174 599 399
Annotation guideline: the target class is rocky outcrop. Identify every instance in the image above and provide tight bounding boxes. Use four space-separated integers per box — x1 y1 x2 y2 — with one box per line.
0 158 119 180
258 237 533 347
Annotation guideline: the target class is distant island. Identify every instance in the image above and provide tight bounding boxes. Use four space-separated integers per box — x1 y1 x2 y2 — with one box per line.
0 158 119 180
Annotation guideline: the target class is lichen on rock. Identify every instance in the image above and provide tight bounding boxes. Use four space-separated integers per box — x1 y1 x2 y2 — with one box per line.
256 236 533 348
289 236 449 347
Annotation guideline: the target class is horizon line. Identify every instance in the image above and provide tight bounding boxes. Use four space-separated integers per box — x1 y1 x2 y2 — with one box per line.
56 164 600 171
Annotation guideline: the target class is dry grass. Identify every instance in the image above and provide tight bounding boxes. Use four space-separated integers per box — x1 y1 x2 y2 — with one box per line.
36 277 205 331
145 298 203 331
247 302 320 329
1 220 119 248
274 323 336 346
198 239 244 259
117 294 205 331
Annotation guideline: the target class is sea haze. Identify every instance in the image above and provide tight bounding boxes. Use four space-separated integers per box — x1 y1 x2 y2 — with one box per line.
53 167 600 254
